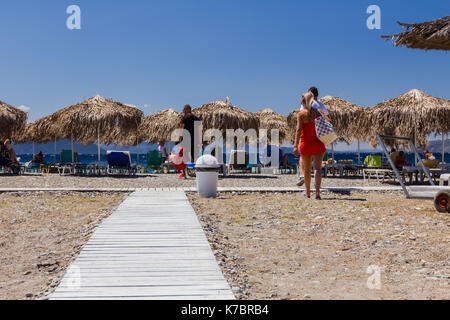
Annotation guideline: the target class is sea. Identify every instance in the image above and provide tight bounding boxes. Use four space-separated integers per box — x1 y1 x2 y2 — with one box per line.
17 149 450 166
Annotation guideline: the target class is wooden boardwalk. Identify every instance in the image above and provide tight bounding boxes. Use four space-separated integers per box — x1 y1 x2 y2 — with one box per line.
51 190 234 300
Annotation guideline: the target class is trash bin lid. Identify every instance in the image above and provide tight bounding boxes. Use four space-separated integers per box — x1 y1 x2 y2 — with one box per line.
195 155 220 169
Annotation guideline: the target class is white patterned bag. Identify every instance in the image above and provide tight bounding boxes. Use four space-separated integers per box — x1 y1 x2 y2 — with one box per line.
314 109 338 146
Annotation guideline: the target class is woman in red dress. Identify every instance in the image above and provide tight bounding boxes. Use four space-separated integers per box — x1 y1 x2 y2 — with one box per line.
293 92 326 199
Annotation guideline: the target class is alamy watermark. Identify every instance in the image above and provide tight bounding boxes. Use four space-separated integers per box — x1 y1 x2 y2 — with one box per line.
170 123 281 169
366 265 382 290
63 264 81 290
366 5 381 30
66 5 81 30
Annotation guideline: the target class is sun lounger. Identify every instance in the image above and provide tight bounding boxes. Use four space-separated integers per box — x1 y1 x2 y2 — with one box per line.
0 156 20 174
23 162 42 173
260 145 296 175
58 150 80 175
227 150 261 174
439 173 450 186
106 151 136 175
145 150 164 173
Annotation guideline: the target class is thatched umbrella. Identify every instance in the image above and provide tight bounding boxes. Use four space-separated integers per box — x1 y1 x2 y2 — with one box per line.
256 108 289 143
0 100 27 141
382 16 450 162
28 95 143 162
138 108 182 143
287 96 365 162
123 108 182 158
193 100 260 135
12 116 57 160
382 16 450 51
361 89 450 163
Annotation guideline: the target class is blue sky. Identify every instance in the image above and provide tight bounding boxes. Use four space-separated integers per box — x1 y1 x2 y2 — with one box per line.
1 0 449 149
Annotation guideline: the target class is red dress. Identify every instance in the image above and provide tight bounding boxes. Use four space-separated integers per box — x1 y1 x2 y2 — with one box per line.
300 117 326 156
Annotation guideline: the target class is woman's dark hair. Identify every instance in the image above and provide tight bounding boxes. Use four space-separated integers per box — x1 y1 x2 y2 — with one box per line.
309 87 319 99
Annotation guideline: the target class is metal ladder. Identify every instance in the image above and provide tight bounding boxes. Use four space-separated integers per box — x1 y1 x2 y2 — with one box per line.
377 135 434 199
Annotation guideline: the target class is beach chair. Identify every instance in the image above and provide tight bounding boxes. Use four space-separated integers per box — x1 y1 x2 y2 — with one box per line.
106 151 136 175
227 150 261 174
362 155 395 183
58 150 80 175
145 150 164 173
261 145 295 174
0 155 20 174
23 162 42 173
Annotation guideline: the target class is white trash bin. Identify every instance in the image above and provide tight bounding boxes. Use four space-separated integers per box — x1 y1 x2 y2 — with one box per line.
195 155 220 198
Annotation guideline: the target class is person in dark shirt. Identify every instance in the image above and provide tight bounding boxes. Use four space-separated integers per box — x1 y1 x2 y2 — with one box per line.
180 104 201 164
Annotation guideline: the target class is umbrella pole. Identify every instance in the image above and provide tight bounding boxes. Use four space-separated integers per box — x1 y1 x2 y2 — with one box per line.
32 142 35 159
71 133 74 163
357 140 360 165
414 128 418 165
54 138 57 163
97 125 101 163
443 134 446 163
331 143 335 162
136 140 139 165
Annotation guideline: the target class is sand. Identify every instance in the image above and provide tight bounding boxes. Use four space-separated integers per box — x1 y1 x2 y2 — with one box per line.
188 191 450 300
0 172 384 189
0 192 128 300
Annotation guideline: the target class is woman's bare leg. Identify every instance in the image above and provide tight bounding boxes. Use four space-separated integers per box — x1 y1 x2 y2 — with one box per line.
313 153 324 197
301 155 312 197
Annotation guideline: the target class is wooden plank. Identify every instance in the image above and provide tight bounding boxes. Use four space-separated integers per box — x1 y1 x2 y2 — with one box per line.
51 190 233 300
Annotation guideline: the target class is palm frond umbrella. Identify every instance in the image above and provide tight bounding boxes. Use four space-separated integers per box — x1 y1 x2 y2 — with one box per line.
382 16 450 51
13 116 58 161
193 99 260 148
287 96 365 163
0 100 27 141
382 16 450 162
133 108 182 157
33 95 143 163
256 108 288 144
361 89 450 163
138 108 182 144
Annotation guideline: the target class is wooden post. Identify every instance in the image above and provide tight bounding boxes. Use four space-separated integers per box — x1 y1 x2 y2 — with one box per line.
331 143 335 163
357 140 361 165
136 139 140 165
97 123 101 162
71 133 74 163
443 134 446 163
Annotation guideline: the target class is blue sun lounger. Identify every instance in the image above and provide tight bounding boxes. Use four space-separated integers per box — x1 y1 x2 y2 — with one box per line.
106 151 137 175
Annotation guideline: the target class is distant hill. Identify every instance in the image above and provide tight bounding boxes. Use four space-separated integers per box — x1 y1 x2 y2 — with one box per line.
427 139 450 153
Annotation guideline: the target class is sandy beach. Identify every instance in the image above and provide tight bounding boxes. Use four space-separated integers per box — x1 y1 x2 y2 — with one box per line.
0 172 386 189
188 191 450 300
0 174 448 300
0 191 128 300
